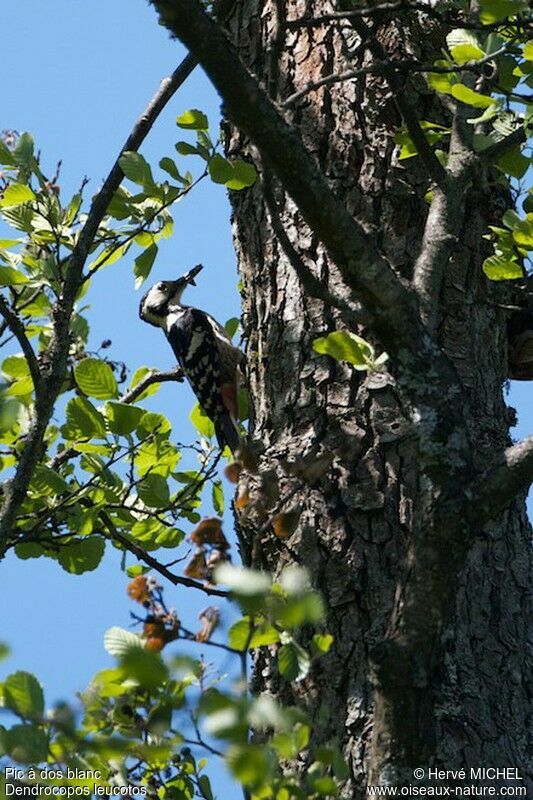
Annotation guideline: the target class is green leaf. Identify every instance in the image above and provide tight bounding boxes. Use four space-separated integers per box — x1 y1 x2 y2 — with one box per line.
176 109 209 130
313 330 384 370
57 536 105 574
0 141 16 166
159 157 182 181
14 133 35 170
134 243 158 289
63 396 107 439
208 156 256 189
2 355 30 378
155 527 185 548
14 542 48 560
311 633 334 655
0 183 36 208
273 723 310 760
226 744 274 789
502 209 521 230
276 593 325 628
450 43 485 64
136 410 171 438
497 147 529 180
0 642 10 662
198 775 214 800
31 465 70 496
5 375 33 397
479 0 527 25
189 402 215 439
427 60 457 94
138 473 170 507
120 647 169 691
63 193 82 226
208 155 233 184
119 151 155 188
3 672 44 720
175 141 200 157
212 480 224 515
512 214 533 248
104 627 144 658
451 84 494 108
0 266 28 285
482 255 523 280
227 160 257 190
224 317 240 339
228 617 281 650
75 357 119 399
524 41 533 61
308 775 339 796
3 724 48 763
87 242 130 273
105 401 145 435
395 130 444 160
278 642 311 682
125 564 150 578
136 438 180 477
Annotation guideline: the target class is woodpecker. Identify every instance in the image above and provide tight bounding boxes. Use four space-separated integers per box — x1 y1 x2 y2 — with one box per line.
139 264 244 453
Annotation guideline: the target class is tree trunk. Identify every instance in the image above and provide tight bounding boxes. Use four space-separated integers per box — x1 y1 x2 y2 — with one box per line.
222 3 532 794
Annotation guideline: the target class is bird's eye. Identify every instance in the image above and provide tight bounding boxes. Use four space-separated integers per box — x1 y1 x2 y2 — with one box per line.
158 282 167 291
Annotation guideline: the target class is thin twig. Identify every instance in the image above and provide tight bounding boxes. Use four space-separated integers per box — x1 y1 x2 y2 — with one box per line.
282 47 511 110
0 295 43 398
286 1 450 28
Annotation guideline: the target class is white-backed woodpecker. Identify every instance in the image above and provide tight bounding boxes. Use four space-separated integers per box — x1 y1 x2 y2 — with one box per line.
139 264 244 453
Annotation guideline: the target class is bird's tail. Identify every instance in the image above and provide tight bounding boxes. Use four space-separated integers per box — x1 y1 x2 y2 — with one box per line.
215 412 241 455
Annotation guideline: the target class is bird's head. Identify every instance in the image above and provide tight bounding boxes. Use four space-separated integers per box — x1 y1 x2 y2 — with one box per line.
139 264 203 328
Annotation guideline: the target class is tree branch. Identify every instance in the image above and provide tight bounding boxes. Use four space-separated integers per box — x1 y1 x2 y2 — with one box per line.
121 366 184 403
463 436 533 526
99 511 229 598
0 295 44 398
412 64 477 328
0 56 196 556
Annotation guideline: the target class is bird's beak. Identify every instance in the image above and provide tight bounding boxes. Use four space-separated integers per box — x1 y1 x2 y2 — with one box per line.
181 263 203 287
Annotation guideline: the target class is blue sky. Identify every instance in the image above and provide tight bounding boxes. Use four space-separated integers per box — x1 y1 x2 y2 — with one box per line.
1 1 531 797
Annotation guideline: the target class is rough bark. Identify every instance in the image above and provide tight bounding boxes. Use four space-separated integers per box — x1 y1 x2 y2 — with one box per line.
221 3 532 794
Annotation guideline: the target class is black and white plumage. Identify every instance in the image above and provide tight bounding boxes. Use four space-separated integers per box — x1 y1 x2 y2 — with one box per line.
139 265 244 453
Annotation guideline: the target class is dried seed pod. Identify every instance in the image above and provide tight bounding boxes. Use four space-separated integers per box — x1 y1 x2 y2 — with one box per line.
143 619 166 639
145 637 166 653
206 548 229 570
184 550 208 580
272 510 301 539
127 575 151 604
196 607 220 643
224 461 242 483
189 517 229 549
234 486 250 510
